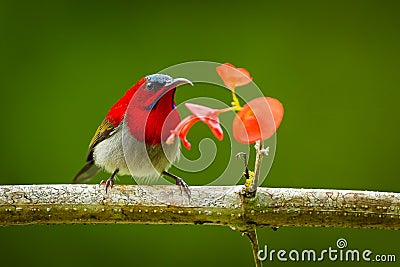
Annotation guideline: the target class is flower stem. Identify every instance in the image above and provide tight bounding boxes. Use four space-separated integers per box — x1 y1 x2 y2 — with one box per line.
231 88 241 111
248 140 263 196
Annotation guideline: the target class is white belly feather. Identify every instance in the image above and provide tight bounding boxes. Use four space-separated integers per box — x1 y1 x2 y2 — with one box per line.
93 120 180 179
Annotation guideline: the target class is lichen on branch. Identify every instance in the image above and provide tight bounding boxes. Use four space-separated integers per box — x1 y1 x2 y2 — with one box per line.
0 184 399 230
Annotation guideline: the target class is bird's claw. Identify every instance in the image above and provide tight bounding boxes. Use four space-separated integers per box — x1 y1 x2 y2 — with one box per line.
99 169 118 194
99 178 114 193
161 171 191 200
175 177 191 199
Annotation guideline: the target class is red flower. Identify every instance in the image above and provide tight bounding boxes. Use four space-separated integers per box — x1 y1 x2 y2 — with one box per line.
166 103 228 150
166 115 199 150
233 97 284 144
216 63 253 90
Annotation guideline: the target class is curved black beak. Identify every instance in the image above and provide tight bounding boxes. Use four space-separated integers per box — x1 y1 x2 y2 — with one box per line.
165 77 193 89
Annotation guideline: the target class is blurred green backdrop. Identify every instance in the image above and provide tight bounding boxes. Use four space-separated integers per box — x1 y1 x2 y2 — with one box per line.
1 0 399 266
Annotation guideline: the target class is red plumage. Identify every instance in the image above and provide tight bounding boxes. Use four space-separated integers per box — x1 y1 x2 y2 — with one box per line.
106 77 146 127
126 88 180 145
106 76 181 145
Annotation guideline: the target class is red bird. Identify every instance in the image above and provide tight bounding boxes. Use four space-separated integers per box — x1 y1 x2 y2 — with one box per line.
73 74 192 194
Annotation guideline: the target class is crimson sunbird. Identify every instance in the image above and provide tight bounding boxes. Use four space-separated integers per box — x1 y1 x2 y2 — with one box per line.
73 74 192 195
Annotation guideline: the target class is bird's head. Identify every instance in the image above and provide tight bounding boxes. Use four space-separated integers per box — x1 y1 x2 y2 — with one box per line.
105 74 192 144
106 74 192 126
129 74 192 144
141 74 192 110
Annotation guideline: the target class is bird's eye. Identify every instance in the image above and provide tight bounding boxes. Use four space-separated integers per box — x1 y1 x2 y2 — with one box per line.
146 82 154 91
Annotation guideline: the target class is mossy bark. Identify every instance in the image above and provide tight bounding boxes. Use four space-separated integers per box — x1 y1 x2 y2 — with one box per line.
0 184 399 230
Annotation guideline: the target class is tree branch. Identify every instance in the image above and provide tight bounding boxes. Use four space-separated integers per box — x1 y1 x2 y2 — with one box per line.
244 229 262 267
0 184 399 230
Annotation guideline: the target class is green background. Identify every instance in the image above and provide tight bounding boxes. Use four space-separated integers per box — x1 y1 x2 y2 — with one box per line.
1 0 399 266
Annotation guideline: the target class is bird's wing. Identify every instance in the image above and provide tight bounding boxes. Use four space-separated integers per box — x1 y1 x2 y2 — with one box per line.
86 118 116 162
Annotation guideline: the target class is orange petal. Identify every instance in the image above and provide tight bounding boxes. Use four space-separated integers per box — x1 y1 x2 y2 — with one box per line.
185 103 224 140
166 115 200 150
233 97 284 144
216 62 253 90
205 117 223 140
168 103 228 150
185 103 217 118
178 115 200 137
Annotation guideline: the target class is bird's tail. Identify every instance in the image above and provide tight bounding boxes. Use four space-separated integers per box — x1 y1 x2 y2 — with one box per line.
72 160 101 183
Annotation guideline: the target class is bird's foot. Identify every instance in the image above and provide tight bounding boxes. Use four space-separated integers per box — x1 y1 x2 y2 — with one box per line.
162 171 191 199
99 178 114 193
175 177 191 199
99 169 118 193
